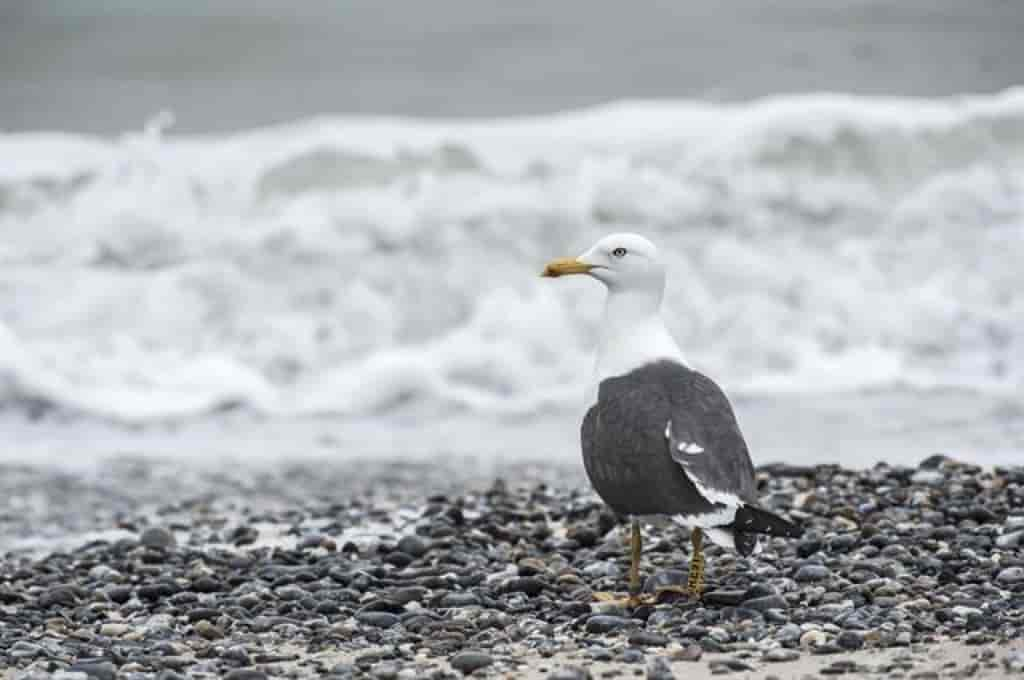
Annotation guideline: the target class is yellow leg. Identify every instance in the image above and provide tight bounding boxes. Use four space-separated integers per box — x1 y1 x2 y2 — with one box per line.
687 527 705 596
628 518 642 596
593 519 654 606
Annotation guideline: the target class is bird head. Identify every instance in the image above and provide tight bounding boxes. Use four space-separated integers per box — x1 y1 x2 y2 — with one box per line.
542 232 666 295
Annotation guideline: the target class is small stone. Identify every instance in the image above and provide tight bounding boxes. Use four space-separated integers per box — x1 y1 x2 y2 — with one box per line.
194 620 223 640
357 611 400 628
372 662 400 680
918 454 951 469
775 623 802 644
742 594 788 611
221 646 251 666
567 525 600 547
671 644 703 662
629 631 669 647
440 592 480 608
38 585 81 608
621 648 645 663
836 631 864 650
709 659 755 673
500 576 545 597
450 650 493 675
1004 650 1024 673
397 535 429 557
583 561 619 578
192 576 223 593
389 586 428 604
794 565 830 582
643 570 688 593
156 672 187 680
764 648 800 662
328 663 359 678
646 656 675 680
586 615 634 634
797 538 823 558
549 667 592 680
89 565 121 581
138 582 179 600
911 470 944 486
140 527 176 550
996 567 1024 584
99 622 130 636
800 630 828 648
996 530 1024 548
275 584 306 601
517 557 548 576
9 641 43 659
105 585 133 604
223 671 269 680
68 663 117 680
384 551 414 568
702 589 746 607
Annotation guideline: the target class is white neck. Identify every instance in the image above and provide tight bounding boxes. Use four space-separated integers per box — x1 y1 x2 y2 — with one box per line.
586 287 686 404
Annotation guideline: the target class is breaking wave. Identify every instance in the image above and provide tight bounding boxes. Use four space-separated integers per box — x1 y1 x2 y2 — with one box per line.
1 90 1021 424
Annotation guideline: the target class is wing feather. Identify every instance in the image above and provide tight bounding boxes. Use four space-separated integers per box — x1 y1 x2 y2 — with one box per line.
663 370 758 506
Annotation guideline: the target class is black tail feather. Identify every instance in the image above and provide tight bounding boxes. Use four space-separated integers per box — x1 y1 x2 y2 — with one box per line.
732 505 802 538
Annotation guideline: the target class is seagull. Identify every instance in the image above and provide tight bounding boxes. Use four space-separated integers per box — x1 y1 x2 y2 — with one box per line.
542 233 801 604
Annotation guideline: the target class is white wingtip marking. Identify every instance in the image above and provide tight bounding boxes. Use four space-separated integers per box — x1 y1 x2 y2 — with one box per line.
664 420 672 440
676 441 705 454
687 475 743 509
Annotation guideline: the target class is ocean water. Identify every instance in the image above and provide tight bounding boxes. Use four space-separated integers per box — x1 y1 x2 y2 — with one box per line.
1 91 1022 467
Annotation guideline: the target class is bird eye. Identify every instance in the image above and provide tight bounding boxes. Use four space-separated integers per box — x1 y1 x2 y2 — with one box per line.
612 247 627 258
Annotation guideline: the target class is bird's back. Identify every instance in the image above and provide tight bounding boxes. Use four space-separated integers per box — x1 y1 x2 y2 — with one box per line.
581 360 758 516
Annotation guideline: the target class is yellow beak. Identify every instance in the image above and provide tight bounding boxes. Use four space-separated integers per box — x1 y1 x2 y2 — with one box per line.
541 257 594 278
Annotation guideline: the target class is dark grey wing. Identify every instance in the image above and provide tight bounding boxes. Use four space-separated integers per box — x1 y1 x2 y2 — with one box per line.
581 382 719 518
664 369 758 506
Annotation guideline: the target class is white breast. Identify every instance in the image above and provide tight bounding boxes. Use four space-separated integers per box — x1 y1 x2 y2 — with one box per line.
585 313 686 404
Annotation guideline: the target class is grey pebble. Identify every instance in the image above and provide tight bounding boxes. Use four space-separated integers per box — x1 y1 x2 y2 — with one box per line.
646 656 675 680
702 589 746 607
67 663 117 680
586 615 634 634
629 631 669 647
139 526 176 549
441 592 480 607
795 564 831 582
38 584 82 608
742 594 789 611
764 648 801 662
372 662 401 680
911 470 945 486
549 667 592 680
996 567 1024 584
223 671 269 680
450 650 494 674
836 630 865 650
996 530 1024 548
397 535 430 557
356 611 401 628
9 640 44 658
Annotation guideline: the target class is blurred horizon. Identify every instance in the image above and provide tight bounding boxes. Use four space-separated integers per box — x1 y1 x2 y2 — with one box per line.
3 0 1024 133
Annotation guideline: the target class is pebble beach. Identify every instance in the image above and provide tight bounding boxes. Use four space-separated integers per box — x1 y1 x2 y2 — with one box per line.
2 454 1023 679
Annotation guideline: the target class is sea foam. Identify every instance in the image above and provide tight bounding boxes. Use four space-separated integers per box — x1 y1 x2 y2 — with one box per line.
0 91 1021 424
